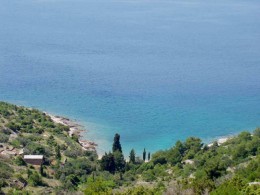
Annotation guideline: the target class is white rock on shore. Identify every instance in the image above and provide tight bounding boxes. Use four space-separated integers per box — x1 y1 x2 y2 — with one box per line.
207 137 230 147
46 113 97 152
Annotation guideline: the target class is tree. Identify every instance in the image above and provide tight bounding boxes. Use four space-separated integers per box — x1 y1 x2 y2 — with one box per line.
238 131 252 142
152 151 167 165
175 140 186 156
55 145 61 160
143 148 146 161
205 159 225 179
167 148 182 165
185 137 202 152
100 152 116 174
129 149 136 164
148 152 151 161
253 128 260 137
114 150 126 172
112 133 122 153
233 144 248 160
184 137 202 158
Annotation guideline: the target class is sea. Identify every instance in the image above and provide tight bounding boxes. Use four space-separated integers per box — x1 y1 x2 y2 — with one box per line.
0 0 260 156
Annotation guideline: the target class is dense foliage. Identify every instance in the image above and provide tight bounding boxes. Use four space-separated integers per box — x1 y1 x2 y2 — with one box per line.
0 101 260 194
0 102 97 194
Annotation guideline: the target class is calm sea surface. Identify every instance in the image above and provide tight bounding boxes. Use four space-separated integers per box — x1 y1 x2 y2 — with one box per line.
0 0 260 155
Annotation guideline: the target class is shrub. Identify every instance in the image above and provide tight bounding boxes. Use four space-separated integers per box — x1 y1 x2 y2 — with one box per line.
28 172 43 186
6 122 21 132
0 161 13 179
24 143 51 157
64 148 83 158
84 177 115 195
142 169 156 182
14 156 26 166
0 133 9 143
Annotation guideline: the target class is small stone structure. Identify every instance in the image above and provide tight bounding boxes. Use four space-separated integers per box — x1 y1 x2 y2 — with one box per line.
23 155 44 165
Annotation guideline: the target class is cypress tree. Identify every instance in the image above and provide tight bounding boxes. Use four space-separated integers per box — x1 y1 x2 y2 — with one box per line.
112 133 122 153
148 152 151 161
129 149 136 164
143 148 146 161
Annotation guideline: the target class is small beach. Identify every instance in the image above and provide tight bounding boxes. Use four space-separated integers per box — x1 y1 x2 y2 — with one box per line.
47 111 241 156
47 113 97 152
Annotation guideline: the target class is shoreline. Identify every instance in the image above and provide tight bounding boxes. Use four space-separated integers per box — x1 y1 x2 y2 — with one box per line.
46 113 98 152
3 101 256 157
45 112 243 154
207 136 233 147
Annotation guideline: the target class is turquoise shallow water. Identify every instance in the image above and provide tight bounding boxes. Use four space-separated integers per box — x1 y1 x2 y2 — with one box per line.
0 0 260 156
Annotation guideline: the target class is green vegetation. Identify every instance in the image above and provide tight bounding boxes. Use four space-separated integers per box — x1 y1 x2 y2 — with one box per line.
143 148 146 161
0 102 97 194
112 133 122 153
129 149 136 164
0 101 260 194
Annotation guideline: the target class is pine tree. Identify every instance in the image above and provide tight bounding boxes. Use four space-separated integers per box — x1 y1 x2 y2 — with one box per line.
143 148 146 161
129 149 136 164
112 133 122 153
148 152 151 161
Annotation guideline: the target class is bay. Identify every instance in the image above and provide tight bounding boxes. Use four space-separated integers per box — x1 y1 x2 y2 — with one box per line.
0 0 260 155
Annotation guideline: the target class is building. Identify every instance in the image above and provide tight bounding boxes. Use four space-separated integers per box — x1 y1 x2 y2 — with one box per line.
23 155 44 165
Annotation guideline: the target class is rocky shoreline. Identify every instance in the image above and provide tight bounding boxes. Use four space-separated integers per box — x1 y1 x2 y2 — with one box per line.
47 113 97 152
207 136 232 147
47 113 234 153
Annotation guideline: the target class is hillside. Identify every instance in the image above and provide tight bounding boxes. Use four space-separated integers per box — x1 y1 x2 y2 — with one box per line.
0 102 97 194
0 101 260 194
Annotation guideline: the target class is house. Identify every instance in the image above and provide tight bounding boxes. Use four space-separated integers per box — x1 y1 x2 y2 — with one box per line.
23 155 44 165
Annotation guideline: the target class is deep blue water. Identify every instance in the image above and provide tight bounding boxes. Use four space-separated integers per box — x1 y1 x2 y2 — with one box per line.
0 0 260 156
